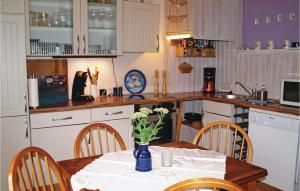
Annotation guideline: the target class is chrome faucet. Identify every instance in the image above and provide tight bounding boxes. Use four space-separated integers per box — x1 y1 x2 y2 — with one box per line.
235 81 252 95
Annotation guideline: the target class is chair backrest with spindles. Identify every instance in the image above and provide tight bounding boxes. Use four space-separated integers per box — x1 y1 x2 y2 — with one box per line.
74 123 126 158
8 147 66 191
164 178 245 191
192 121 253 163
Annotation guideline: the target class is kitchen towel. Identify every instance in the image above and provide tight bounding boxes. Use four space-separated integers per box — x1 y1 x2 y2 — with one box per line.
28 77 39 108
71 146 226 191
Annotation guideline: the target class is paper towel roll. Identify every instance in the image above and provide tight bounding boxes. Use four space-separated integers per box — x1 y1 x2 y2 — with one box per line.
28 78 39 108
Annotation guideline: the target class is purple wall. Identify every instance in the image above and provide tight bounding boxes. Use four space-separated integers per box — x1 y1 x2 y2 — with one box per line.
243 0 299 49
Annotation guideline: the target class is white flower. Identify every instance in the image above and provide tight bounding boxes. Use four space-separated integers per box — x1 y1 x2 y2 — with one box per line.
139 107 152 115
154 107 169 115
131 112 148 120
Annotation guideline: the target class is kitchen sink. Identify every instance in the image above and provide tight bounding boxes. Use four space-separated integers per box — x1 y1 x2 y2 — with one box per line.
217 94 246 100
223 94 238 99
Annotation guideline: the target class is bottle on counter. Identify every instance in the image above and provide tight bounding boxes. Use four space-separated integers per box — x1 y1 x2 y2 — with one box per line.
257 84 268 102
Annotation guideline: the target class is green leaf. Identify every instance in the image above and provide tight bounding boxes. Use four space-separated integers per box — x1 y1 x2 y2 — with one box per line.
149 136 160 141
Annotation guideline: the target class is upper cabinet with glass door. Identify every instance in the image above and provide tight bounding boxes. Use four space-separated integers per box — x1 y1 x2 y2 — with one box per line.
26 0 122 57
27 0 77 56
81 0 120 55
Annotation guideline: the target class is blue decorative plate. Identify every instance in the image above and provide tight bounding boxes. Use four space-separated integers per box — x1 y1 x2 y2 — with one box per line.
124 70 146 94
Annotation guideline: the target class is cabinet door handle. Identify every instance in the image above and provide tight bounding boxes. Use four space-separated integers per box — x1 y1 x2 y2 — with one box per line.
77 35 80 54
24 117 29 138
156 34 159 51
52 116 73 121
105 111 123 115
83 35 86 54
24 93 27 113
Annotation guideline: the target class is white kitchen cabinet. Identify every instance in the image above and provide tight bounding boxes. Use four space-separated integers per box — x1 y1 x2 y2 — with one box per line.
0 116 30 191
194 0 242 41
102 119 134 149
123 1 159 52
0 0 24 14
31 124 88 161
166 0 242 41
30 109 91 160
26 0 123 56
91 105 134 149
201 100 234 152
0 14 27 117
30 105 134 161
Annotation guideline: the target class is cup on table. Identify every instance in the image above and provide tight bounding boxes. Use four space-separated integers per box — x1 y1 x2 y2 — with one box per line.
283 40 290 49
161 151 173 167
254 41 261 50
267 40 274 49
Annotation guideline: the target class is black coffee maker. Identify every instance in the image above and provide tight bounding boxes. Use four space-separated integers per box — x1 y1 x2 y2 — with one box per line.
72 71 94 101
203 67 216 92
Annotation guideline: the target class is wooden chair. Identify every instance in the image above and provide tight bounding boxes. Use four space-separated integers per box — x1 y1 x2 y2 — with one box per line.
192 121 253 163
74 123 126 158
164 178 244 191
8 146 66 191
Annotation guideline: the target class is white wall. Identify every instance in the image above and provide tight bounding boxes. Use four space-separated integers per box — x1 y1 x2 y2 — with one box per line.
68 0 166 98
166 40 300 99
224 50 300 99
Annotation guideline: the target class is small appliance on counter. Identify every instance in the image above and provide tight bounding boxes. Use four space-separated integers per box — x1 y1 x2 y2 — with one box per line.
38 75 68 106
72 71 94 101
203 67 216 92
280 78 300 107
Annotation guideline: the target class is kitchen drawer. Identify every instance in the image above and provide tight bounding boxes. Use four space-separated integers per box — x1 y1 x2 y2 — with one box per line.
92 105 134 121
30 109 91 129
203 100 233 117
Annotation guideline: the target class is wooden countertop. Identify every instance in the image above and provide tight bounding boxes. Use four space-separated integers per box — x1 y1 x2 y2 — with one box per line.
29 91 300 116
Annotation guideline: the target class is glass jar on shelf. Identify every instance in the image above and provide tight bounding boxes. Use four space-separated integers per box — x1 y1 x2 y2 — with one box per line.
52 11 60 27
29 12 38 26
38 12 49 26
58 9 67 27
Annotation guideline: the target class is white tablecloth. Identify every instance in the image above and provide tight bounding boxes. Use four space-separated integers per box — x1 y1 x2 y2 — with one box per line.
71 146 226 191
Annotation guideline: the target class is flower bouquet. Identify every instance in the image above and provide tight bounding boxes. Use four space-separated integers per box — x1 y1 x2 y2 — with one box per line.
131 107 169 172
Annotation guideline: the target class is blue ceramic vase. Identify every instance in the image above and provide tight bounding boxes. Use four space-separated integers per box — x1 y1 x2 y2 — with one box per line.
133 144 152 172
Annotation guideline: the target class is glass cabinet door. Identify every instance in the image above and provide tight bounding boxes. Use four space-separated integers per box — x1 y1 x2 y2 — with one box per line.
28 0 75 56
85 0 117 55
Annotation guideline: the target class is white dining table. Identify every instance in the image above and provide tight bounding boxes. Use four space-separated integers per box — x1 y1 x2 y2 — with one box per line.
70 146 226 191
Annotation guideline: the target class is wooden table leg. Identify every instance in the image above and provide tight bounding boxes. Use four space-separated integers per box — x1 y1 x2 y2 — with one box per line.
175 101 183 141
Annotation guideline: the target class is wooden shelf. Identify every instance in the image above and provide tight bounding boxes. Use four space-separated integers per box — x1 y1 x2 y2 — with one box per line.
30 26 73 31
182 120 203 130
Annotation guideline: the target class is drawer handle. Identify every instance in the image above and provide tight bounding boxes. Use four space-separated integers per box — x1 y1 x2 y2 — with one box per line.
24 117 29 138
105 111 123 115
156 34 159 51
83 35 86 54
52 116 73 121
77 35 80 54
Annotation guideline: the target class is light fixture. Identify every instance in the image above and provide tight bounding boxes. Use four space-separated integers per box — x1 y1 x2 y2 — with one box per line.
166 33 192 40
166 0 192 40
